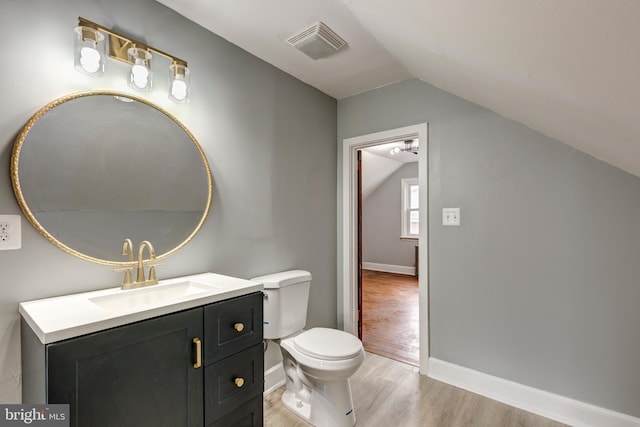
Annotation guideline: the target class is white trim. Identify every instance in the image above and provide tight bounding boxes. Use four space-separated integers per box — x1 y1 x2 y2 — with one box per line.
428 358 640 427
362 262 415 276
341 123 429 375
263 362 286 396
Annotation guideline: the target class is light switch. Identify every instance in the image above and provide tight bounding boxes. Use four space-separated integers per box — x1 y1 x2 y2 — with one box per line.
442 208 460 226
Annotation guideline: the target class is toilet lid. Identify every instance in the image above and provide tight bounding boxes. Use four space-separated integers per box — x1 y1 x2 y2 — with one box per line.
293 328 362 361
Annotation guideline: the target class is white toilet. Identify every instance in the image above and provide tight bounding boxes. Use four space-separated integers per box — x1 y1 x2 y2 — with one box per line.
252 270 365 427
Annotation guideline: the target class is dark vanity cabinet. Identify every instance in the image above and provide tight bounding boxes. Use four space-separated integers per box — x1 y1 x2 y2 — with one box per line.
22 292 264 427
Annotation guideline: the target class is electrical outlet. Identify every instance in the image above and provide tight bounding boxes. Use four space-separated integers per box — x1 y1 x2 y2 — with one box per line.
442 208 461 226
0 215 21 250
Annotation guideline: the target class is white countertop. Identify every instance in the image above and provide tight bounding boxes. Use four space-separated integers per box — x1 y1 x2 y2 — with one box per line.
19 272 263 344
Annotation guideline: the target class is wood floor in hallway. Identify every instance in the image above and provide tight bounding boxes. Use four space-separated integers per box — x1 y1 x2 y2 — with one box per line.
264 352 568 427
361 269 419 365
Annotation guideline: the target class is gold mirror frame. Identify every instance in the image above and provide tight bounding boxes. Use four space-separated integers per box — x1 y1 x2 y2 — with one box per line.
10 90 213 266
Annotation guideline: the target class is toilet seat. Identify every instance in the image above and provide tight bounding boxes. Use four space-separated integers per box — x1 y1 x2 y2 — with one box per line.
293 328 362 361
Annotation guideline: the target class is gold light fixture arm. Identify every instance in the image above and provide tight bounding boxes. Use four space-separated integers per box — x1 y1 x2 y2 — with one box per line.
78 17 188 67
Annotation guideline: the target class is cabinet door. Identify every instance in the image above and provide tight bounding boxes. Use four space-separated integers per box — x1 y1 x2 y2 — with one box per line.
204 292 263 364
47 308 204 427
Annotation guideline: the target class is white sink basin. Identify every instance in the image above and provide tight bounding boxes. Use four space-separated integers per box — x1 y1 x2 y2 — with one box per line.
89 281 221 313
19 272 263 344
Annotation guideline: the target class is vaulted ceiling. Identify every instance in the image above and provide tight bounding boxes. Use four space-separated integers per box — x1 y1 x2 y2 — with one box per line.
157 0 640 177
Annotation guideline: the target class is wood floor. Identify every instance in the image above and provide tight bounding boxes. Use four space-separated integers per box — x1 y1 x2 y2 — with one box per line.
264 352 568 427
361 269 419 365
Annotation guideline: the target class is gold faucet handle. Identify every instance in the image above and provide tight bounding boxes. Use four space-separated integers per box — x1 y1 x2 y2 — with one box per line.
147 263 163 283
114 267 134 286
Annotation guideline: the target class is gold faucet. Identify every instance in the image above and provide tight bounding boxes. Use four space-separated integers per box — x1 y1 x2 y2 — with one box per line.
135 240 159 286
115 239 135 288
117 239 161 290
122 238 134 262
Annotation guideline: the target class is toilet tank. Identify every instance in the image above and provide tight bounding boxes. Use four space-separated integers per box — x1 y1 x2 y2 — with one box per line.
251 270 311 339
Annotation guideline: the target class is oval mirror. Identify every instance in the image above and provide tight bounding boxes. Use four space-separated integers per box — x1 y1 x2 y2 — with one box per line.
11 91 212 266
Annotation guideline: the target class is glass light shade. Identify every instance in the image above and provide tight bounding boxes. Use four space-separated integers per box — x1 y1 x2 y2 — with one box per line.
127 48 152 91
169 63 190 103
73 26 105 76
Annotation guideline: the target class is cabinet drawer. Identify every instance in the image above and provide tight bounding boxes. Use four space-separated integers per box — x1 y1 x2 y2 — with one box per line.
204 292 263 364
204 343 263 425
208 396 262 427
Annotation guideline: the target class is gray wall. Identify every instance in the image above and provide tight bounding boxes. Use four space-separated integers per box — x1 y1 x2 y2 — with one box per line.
363 162 418 267
338 79 640 418
0 0 337 402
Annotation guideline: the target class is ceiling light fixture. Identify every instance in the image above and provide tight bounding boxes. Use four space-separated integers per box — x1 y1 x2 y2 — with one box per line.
73 17 190 103
390 139 419 155
287 22 347 60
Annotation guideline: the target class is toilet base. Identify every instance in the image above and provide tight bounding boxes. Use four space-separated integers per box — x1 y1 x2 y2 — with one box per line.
281 379 356 427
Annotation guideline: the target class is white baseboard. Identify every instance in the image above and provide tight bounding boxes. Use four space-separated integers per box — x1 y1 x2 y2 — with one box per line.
264 362 286 396
428 358 640 427
362 262 415 276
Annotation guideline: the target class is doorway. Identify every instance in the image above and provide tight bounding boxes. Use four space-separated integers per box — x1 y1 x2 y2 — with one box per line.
341 123 428 374
359 141 420 365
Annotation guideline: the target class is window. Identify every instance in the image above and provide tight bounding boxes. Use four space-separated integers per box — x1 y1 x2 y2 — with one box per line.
401 178 419 239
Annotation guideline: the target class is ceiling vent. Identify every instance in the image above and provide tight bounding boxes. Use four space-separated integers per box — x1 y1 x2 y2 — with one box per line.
287 22 347 60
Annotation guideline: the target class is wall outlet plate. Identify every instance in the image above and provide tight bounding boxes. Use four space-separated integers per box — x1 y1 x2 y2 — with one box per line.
0 215 21 250
442 208 460 226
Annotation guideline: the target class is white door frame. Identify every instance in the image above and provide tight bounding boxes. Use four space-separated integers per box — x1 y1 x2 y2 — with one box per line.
341 123 429 374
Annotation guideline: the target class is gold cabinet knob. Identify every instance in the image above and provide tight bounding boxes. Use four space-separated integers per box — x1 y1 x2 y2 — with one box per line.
234 322 245 332
234 377 245 388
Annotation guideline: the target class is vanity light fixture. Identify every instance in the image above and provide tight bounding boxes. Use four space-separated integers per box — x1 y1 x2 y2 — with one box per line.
128 47 152 91
73 25 106 76
74 17 191 102
169 63 190 103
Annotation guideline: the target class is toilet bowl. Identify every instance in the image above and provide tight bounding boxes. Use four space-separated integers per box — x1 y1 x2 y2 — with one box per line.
280 328 365 427
252 270 365 427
